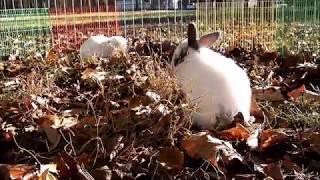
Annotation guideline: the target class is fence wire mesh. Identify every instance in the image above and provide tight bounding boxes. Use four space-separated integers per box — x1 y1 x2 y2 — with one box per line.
0 0 319 57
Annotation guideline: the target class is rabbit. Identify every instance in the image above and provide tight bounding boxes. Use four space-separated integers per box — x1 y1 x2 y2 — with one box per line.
171 23 252 130
80 35 127 59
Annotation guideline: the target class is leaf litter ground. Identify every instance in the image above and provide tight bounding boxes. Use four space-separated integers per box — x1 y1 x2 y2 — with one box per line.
0 36 320 179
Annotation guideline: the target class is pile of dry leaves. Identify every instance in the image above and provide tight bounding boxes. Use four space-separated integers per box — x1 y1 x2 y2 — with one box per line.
0 38 319 179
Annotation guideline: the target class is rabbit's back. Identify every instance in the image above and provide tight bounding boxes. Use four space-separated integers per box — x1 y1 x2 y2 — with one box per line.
175 48 251 128
80 35 127 59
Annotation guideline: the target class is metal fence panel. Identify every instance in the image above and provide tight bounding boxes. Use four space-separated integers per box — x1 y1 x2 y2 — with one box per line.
196 0 320 54
0 0 319 57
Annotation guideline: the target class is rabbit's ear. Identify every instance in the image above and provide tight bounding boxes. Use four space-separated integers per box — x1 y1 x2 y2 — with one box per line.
199 32 221 48
187 23 199 50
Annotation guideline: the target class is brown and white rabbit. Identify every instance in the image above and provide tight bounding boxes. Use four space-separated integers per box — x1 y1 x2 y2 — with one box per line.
171 23 252 129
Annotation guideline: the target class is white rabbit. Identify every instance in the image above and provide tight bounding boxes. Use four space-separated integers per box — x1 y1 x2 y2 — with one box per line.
80 35 127 59
171 23 252 129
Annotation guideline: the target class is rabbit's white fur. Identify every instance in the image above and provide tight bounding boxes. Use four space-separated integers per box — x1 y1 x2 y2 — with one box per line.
80 35 127 59
172 24 251 129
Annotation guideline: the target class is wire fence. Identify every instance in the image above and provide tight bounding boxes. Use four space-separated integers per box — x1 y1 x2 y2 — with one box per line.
197 0 320 54
0 0 319 57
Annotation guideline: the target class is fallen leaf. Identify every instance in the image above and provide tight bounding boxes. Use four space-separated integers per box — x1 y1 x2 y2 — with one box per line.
300 132 320 153
217 123 250 141
76 116 96 128
0 164 37 180
22 96 33 110
43 127 61 151
128 96 152 108
39 164 58 180
55 153 79 179
287 85 306 101
261 163 284 180
281 156 301 173
181 132 241 167
157 147 184 170
252 86 285 101
182 132 219 166
250 95 264 119
260 129 288 151
46 49 59 65
90 166 112 180
36 115 58 128
219 140 244 166
81 68 107 81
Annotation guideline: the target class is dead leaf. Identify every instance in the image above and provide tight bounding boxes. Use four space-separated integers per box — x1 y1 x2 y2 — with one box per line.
0 164 37 180
250 95 264 119
128 96 152 108
261 163 284 180
76 116 96 128
281 156 301 173
300 132 320 153
260 129 288 151
46 49 59 65
158 147 184 170
55 153 79 179
252 86 285 101
217 123 250 141
0 165 9 180
39 164 58 180
219 140 244 166
22 96 33 110
43 127 61 151
76 153 91 166
36 115 58 129
90 166 112 180
287 85 306 101
181 132 241 167
81 68 107 81
182 132 219 166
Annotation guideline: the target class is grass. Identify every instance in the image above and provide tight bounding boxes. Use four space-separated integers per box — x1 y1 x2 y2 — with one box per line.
260 99 320 128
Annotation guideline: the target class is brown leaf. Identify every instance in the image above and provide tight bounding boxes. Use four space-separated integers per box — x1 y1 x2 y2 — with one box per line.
181 132 241 167
287 85 306 101
36 115 58 128
219 140 244 166
252 86 285 101
39 164 58 180
250 95 264 119
261 163 284 180
55 153 79 179
76 116 96 128
182 132 219 166
128 96 152 109
280 54 303 68
46 49 59 65
90 166 112 180
217 123 250 141
282 156 301 173
260 129 288 151
43 127 61 151
22 96 33 110
158 147 184 170
300 132 320 153
0 164 37 180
